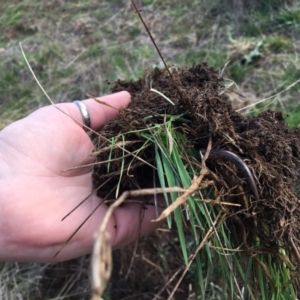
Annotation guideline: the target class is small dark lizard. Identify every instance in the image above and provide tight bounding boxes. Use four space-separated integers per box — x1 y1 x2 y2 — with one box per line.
200 149 260 200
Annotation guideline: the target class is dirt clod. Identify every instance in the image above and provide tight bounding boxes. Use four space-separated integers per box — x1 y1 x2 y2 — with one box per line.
92 62 300 296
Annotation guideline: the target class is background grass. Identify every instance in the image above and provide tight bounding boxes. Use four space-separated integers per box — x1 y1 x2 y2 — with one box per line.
0 0 300 298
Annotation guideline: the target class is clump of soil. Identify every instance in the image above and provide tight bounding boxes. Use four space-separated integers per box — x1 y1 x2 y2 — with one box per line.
92 62 300 294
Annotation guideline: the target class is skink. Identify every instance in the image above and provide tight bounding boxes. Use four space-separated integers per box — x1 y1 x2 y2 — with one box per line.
200 149 260 200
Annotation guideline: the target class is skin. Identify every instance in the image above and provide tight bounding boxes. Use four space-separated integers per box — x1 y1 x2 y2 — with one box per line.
0 91 162 263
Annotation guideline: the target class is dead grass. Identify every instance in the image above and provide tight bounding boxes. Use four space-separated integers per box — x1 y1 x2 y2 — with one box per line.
0 257 90 299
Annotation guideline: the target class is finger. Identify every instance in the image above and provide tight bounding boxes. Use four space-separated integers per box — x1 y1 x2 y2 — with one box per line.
50 195 164 262
72 91 131 131
111 202 164 248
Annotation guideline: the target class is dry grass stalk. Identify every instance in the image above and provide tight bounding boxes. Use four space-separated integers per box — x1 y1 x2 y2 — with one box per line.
154 172 209 222
90 186 186 299
91 231 112 300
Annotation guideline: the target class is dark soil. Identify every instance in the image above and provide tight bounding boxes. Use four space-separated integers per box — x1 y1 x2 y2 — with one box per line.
92 62 300 298
109 228 190 300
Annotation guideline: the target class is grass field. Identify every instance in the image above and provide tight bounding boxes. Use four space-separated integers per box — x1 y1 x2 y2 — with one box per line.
1 0 300 299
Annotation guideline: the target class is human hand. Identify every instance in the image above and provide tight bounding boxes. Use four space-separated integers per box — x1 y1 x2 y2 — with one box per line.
0 91 161 262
